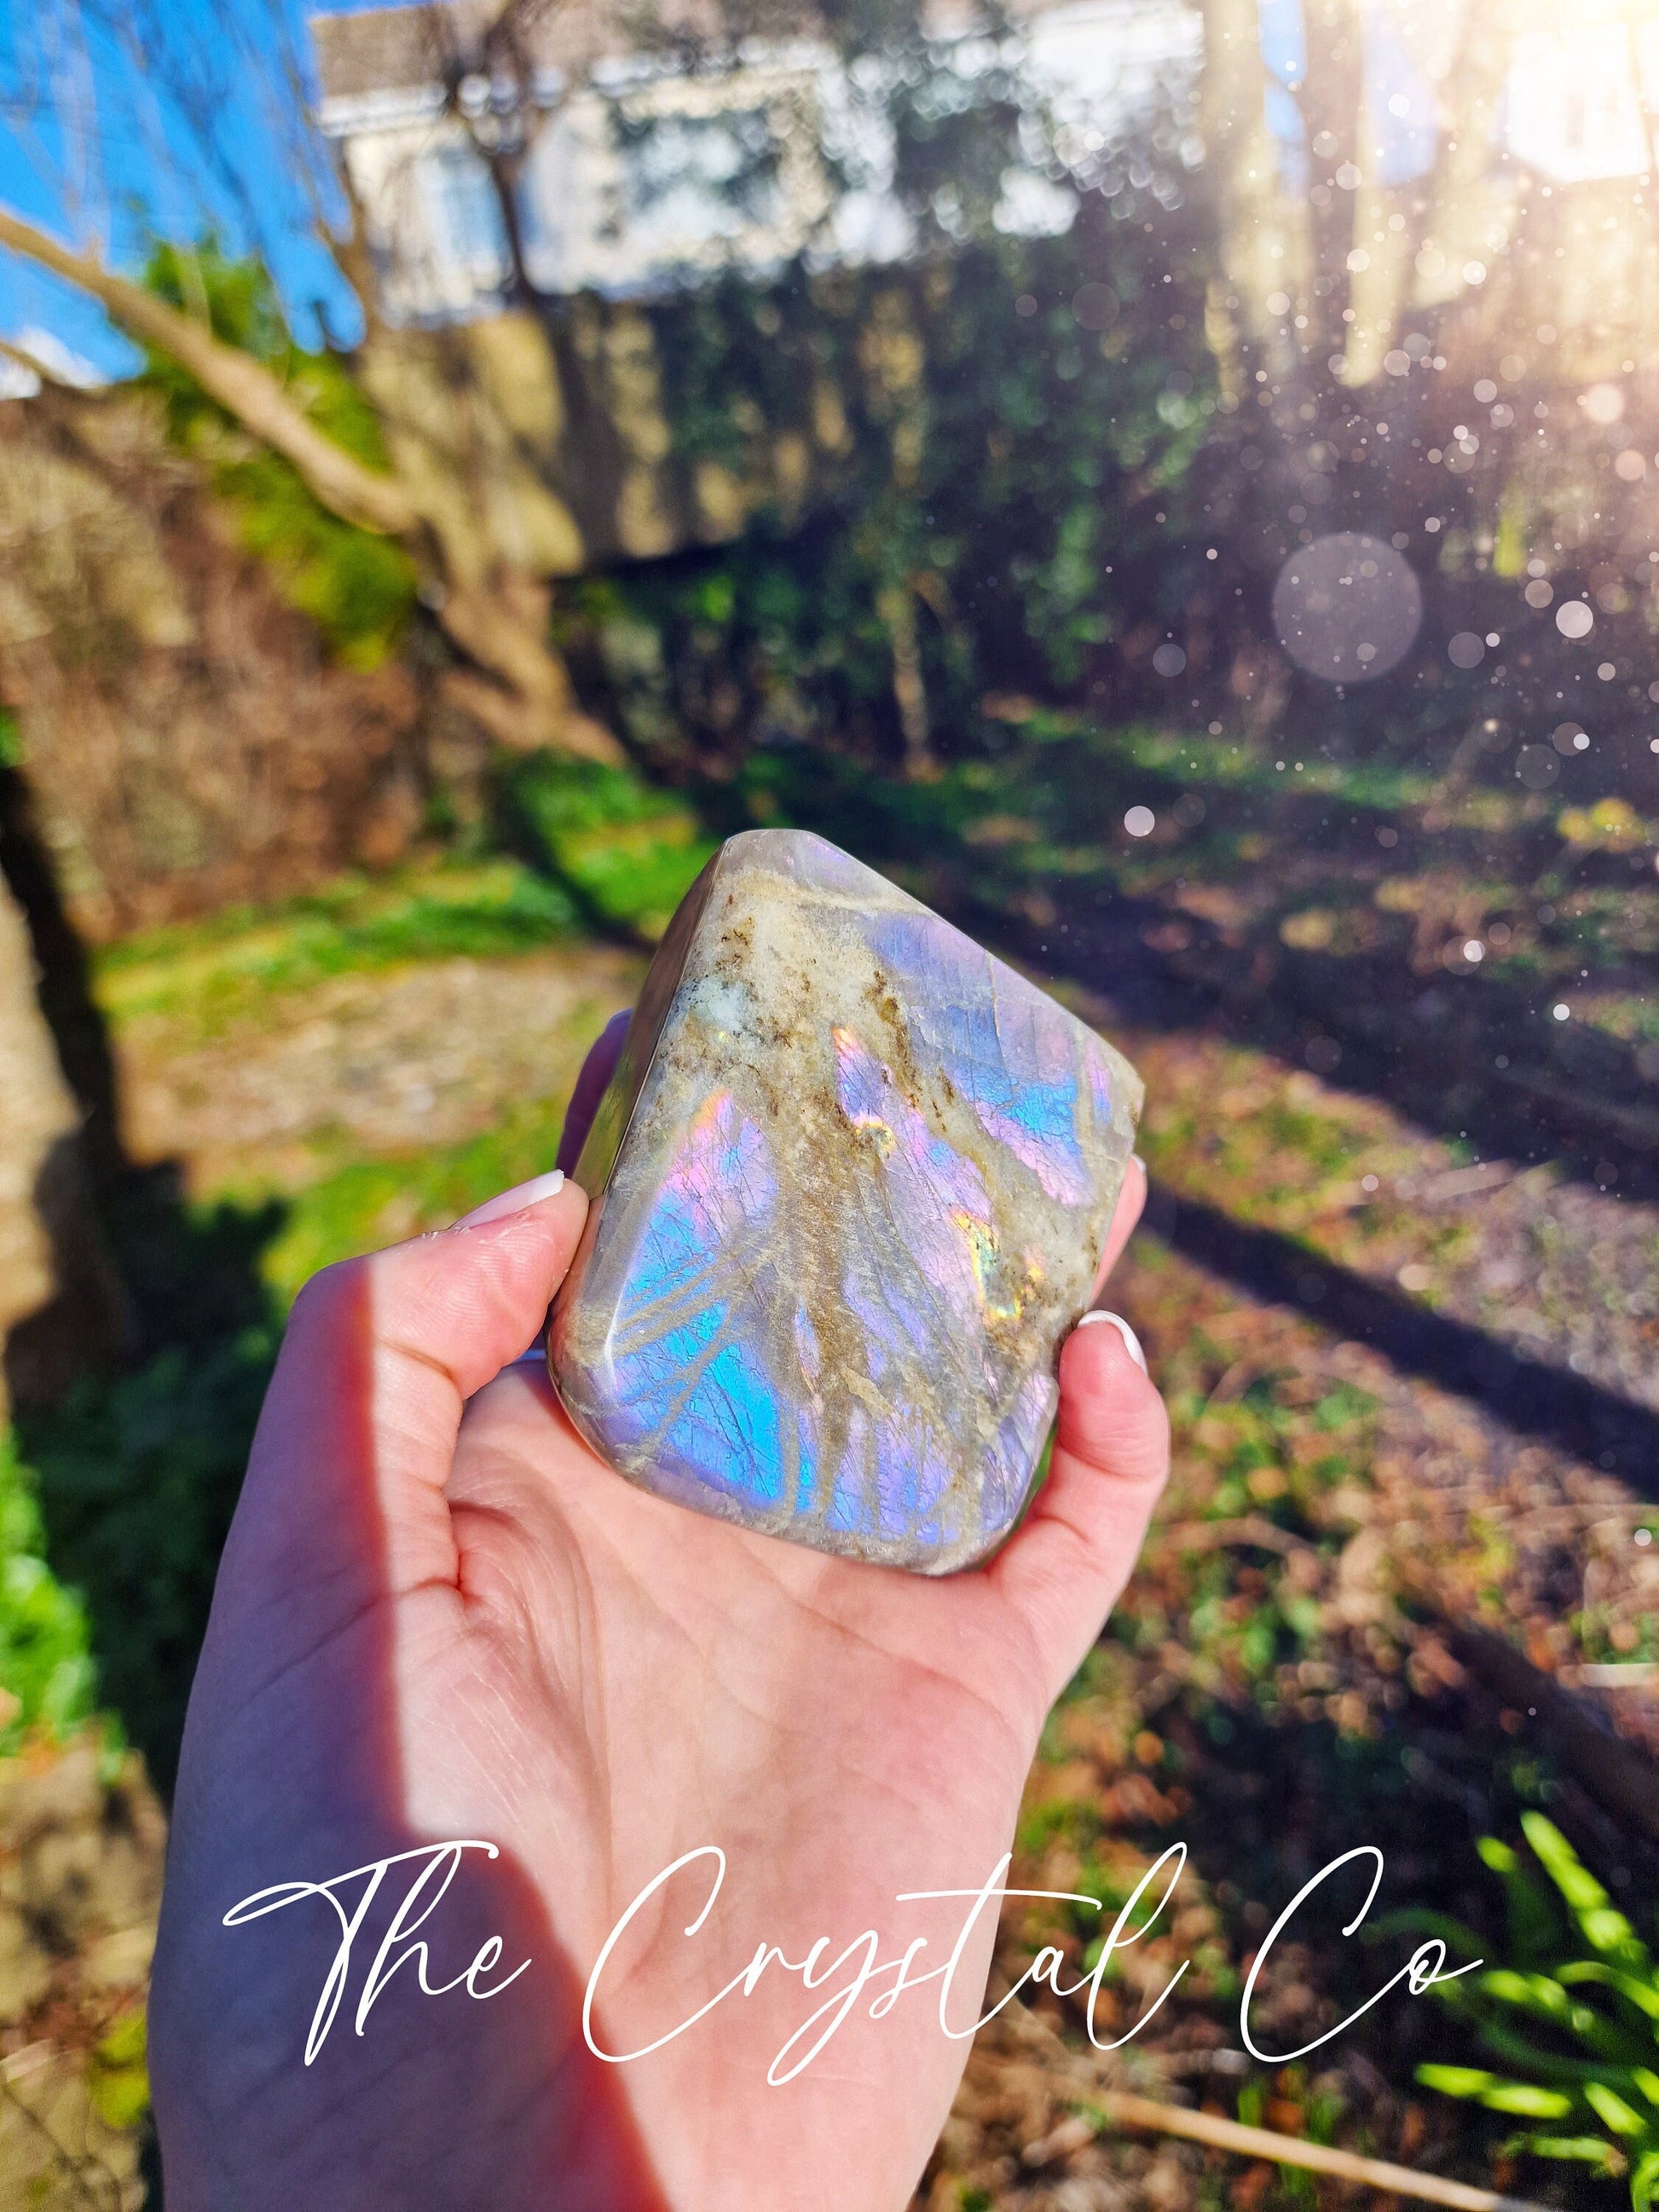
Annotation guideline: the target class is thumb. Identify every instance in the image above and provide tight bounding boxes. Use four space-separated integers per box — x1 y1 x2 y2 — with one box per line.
220 1174 588 1621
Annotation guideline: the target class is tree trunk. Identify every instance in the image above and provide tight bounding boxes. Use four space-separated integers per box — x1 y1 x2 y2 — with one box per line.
0 209 417 538
438 569 619 759
878 581 933 779
1412 6 1517 324
483 145 537 307
1199 0 1308 398
1298 0 1366 368
0 869 126 1418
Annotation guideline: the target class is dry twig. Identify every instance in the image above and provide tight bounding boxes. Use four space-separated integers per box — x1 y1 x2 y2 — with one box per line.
1095 2088 1552 2212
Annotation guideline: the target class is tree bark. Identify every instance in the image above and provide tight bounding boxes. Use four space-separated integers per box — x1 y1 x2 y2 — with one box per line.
877 580 932 778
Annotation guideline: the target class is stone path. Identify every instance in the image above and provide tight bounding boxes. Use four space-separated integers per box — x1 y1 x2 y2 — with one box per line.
113 942 644 1198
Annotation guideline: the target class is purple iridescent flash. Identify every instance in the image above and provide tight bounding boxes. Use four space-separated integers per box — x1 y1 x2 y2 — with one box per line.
547 829 1143 1573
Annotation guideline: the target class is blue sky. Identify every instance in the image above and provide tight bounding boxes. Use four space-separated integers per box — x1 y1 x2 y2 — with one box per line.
0 0 384 375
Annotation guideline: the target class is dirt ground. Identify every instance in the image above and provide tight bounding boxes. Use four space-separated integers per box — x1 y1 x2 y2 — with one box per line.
112 940 644 1199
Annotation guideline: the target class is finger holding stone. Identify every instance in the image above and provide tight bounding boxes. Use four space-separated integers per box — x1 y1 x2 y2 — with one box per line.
557 1008 633 1177
1090 1153 1147 1300
990 1307 1169 1705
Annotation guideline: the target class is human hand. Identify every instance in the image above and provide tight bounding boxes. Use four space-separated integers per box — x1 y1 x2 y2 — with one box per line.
149 1011 1169 2212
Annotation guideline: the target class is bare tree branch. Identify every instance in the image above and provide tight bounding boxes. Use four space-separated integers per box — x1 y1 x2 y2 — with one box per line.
416 0 575 302
0 202 418 534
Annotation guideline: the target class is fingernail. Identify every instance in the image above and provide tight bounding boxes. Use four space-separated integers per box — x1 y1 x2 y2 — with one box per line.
1074 1308 1149 1372
456 1170 565 1229
1131 1153 1147 1175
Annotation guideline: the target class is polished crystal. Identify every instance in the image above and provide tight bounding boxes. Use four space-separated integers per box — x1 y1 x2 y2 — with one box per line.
548 829 1142 1573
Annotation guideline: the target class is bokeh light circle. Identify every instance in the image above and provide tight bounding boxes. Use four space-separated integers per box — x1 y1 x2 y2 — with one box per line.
1072 283 1119 331
1271 533 1422 683
1556 599 1594 638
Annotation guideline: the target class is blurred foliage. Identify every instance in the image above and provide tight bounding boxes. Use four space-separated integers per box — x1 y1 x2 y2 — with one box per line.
1414 1813 1659 2207
9 1138 289 1788
86 2006 151 2134
0 1429 101 1750
141 240 417 669
19 1311 279 1793
14 1124 579 1793
253 1091 577 1305
0 34 1653 2207
24 851 619 1783
581 218 1212 771
1113 1370 1378 1724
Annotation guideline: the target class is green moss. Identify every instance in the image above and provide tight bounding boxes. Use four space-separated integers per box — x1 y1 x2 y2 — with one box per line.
95 859 580 1039
142 243 417 667
502 756 719 940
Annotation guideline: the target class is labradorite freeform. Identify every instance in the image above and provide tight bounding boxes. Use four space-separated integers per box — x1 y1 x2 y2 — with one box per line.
547 829 1143 1573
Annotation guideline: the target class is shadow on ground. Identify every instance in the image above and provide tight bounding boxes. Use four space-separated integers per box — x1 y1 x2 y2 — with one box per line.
17 1171 285 1797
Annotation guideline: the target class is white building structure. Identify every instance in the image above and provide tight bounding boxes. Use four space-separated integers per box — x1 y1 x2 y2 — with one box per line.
309 0 1199 322
1504 12 1659 186
310 0 1659 328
